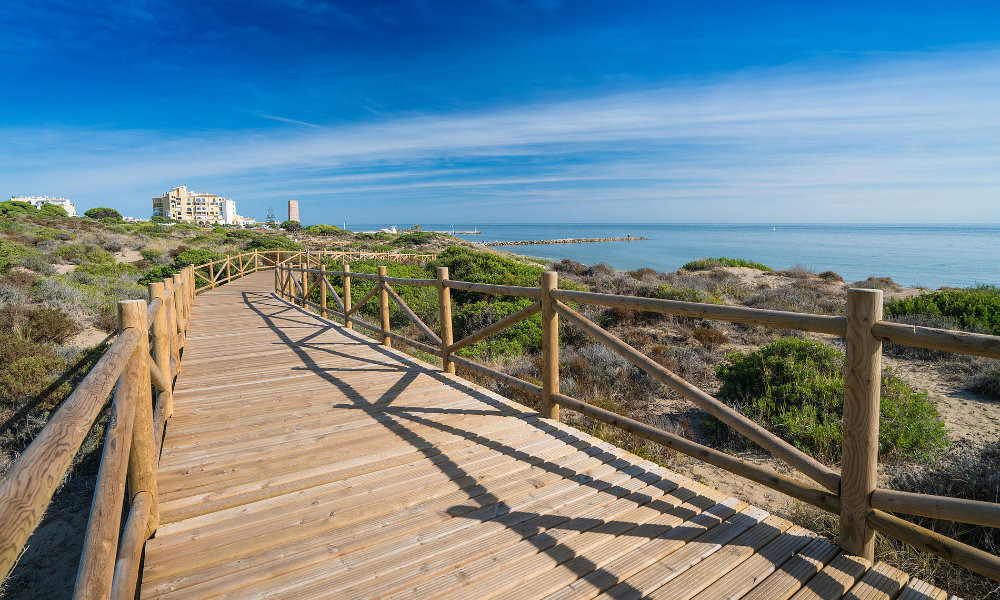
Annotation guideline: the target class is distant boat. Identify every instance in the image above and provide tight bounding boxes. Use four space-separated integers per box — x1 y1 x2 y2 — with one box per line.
378 226 398 234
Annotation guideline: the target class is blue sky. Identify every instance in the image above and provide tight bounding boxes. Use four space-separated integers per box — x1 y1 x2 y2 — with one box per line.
3 1 1000 224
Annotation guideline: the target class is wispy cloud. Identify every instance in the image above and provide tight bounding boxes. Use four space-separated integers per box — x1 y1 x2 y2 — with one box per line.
3 49 1000 222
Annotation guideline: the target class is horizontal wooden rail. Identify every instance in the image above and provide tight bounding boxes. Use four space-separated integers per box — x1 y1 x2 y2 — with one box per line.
872 320 1000 359
343 271 379 281
383 275 437 287
868 509 1000 581
553 391 841 513
550 288 848 335
552 299 842 493
444 279 542 299
145 297 162 329
871 488 1000 528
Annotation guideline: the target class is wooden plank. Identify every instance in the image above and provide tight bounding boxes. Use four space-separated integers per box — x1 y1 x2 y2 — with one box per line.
843 561 911 600
425 483 727 600
143 442 624 591
144 448 636 597
788 553 872 600
741 537 841 600
532 501 754 600
136 272 951 600
689 525 816 600
896 578 949 600
363 473 702 600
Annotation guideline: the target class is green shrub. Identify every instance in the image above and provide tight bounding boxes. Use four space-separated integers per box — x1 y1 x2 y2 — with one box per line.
32 227 72 241
39 203 68 218
0 201 36 216
428 247 544 305
0 305 78 344
391 231 438 246
0 334 67 407
452 298 543 359
0 240 41 273
304 224 344 236
885 285 1000 335
173 248 225 267
140 249 162 261
138 265 179 285
77 262 139 278
55 244 113 265
712 338 948 461
682 257 772 272
645 284 714 303
280 220 302 231
84 207 122 220
245 235 303 251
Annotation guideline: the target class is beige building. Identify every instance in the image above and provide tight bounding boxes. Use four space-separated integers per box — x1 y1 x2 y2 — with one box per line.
152 186 250 225
287 199 299 223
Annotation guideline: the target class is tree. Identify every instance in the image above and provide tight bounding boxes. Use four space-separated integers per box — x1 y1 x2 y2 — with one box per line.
39 203 68 218
84 207 122 221
265 207 276 226
0 201 35 216
280 220 302 231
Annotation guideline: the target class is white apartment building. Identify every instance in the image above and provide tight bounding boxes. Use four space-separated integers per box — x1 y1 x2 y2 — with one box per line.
152 186 251 225
11 195 77 217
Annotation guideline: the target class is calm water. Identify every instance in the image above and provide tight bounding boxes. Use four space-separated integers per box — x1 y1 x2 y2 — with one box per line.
351 223 1000 289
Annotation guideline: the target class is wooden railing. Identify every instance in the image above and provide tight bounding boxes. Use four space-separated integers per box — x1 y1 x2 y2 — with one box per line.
0 247 433 596
193 250 435 294
276 262 1000 582
0 266 195 598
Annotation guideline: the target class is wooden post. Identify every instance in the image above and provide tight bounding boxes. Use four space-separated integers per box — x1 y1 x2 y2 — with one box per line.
118 301 160 537
209 261 215 290
343 261 352 330
437 267 455 374
378 265 391 346
319 264 327 318
148 283 173 418
840 287 883 561
299 254 307 307
254 249 259 272
172 273 185 349
163 278 179 376
541 271 559 420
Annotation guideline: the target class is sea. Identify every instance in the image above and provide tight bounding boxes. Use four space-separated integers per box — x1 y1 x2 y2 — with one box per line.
350 223 1000 289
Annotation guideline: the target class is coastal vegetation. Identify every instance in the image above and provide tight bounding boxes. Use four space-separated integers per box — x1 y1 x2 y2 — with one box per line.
2 210 999 597
681 256 773 271
885 284 1000 335
711 338 948 461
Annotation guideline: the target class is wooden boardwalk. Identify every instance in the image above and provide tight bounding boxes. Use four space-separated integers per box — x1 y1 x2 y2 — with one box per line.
139 272 952 599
